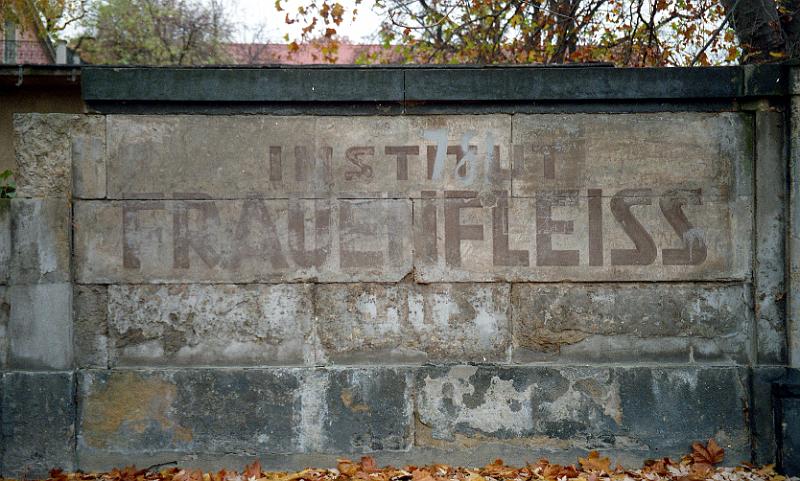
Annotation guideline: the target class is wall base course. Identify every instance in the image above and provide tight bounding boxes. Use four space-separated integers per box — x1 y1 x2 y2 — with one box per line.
0 361 792 472
0 364 737 477
1 371 76 479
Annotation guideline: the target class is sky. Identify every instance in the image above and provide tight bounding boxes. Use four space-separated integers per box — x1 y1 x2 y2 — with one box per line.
60 0 384 43
224 0 383 43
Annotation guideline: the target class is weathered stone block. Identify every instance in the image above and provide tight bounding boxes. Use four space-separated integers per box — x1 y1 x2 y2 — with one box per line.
511 113 752 198
1 371 76 478
412 191 751 282
74 199 412 283
315 283 510 363
14 114 104 198
415 365 618 447
72 118 108 199
780 396 800 475
615 367 750 457
106 284 314 366
0 286 8 368
0 199 9 283
750 367 786 464
10 198 71 284
409 112 752 282
77 367 413 461
321 368 413 453
788 93 800 369
414 365 750 461
8 283 73 369
78 369 301 456
74 285 109 368
754 111 787 364
511 283 753 363
105 115 511 199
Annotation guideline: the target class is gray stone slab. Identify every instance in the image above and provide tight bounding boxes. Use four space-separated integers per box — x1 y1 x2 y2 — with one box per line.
10 198 71 284
106 284 314 366
755 111 788 364
404 67 755 102
14 114 104 198
790 84 800 368
614 367 751 458
317 368 413 453
412 191 751 282
74 285 109 369
414 365 750 461
512 113 752 199
8 283 73 369
76 367 415 459
78 369 301 456
315 283 510 363
780 395 800 475
83 67 405 102
74 199 412 283
750 367 786 465
1 371 76 478
511 283 753 363
0 286 7 368
105 115 511 199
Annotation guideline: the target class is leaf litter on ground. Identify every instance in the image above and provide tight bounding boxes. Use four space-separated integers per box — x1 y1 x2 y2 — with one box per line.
9 439 798 481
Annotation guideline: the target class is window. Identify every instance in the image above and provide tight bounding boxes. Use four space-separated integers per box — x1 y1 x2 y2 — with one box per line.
3 20 16 63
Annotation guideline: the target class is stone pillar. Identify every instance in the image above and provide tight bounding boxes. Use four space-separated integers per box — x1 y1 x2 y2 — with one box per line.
755 109 788 365
1 113 103 477
790 67 800 368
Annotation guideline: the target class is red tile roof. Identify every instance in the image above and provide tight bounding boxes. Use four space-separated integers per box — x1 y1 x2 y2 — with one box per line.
225 42 397 64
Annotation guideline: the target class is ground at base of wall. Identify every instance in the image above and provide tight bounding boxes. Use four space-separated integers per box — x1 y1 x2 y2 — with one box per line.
4 442 798 481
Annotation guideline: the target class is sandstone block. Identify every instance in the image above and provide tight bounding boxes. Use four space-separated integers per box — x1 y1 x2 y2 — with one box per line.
14 114 104 198
511 283 753 363
74 285 109 368
74 199 412 283
105 284 314 366
10 198 71 284
8 283 73 369
511 113 751 198
105 115 511 199
315 283 510 363
412 191 751 282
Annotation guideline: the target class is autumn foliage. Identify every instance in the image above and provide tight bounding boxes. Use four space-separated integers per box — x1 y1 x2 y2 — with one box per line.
13 440 796 481
277 0 740 65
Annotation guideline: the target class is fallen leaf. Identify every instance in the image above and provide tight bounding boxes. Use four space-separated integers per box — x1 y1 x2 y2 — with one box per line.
360 457 379 474
579 452 611 473
174 470 204 481
243 462 262 480
411 469 435 481
339 460 358 477
690 439 724 467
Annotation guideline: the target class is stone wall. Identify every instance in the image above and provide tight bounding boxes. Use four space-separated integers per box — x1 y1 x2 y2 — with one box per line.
1 65 798 477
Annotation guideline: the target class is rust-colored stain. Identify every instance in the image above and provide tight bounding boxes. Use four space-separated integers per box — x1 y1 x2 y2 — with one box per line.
82 372 193 448
340 388 370 413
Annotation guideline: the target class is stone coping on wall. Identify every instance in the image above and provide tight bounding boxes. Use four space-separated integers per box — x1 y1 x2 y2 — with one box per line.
80 64 788 110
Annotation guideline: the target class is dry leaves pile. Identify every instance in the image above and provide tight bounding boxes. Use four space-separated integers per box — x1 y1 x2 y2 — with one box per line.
23 440 797 481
